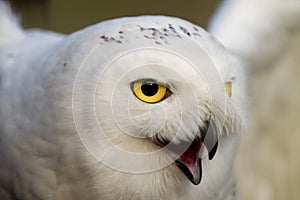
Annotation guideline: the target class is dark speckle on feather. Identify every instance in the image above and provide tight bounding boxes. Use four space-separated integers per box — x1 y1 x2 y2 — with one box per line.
100 35 109 42
152 32 158 36
180 26 191 36
62 62 68 72
148 28 157 31
100 35 123 44
193 32 202 37
144 35 154 39
168 24 177 34
135 24 202 45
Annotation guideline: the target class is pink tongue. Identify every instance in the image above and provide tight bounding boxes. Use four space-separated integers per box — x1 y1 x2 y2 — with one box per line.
165 139 202 169
179 139 202 169
155 138 203 185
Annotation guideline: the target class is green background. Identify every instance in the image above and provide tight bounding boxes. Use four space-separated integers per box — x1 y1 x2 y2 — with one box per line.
9 0 219 33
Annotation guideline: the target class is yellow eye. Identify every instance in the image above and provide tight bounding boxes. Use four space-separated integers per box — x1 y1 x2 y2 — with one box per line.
131 79 170 103
225 82 232 97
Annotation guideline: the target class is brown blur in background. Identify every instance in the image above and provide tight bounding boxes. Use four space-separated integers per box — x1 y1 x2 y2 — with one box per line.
8 0 219 32
8 0 300 199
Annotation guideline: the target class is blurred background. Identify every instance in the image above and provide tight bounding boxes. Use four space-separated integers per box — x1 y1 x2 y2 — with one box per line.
7 0 300 199
8 0 219 32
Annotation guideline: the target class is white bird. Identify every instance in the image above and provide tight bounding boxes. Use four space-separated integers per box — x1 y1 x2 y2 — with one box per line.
0 1 252 200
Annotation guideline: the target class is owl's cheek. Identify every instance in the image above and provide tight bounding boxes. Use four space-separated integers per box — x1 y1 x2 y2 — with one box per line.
128 106 169 138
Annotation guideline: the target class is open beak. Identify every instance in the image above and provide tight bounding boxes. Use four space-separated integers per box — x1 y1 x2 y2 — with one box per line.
152 119 219 185
174 138 203 185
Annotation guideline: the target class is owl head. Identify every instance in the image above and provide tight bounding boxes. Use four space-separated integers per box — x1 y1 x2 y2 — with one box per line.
53 16 245 188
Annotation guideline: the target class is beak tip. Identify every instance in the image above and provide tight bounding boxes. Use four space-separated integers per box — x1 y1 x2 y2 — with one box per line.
176 158 202 185
190 175 202 185
189 159 202 185
208 141 218 160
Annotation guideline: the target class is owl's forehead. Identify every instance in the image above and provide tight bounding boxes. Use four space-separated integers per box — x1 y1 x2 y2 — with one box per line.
65 15 237 88
80 17 220 73
92 16 209 49
92 16 231 75
100 48 212 84
92 16 208 38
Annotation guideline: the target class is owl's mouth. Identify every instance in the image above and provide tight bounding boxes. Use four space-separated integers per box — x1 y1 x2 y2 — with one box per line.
152 120 219 185
153 137 203 185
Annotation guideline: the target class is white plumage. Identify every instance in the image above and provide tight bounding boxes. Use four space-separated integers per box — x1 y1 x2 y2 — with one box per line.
0 1 259 200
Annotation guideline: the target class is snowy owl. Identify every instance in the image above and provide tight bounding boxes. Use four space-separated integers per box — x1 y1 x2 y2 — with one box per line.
0 1 247 200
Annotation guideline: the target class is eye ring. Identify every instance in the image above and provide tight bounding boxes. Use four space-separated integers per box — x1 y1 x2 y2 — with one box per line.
131 79 172 103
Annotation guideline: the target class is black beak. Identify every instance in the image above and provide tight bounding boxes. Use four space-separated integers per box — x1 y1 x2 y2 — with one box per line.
152 118 219 185
201 118 219 160
175 156 202 185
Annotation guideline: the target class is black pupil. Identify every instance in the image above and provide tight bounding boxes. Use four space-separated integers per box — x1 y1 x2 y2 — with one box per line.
141 80 159 97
